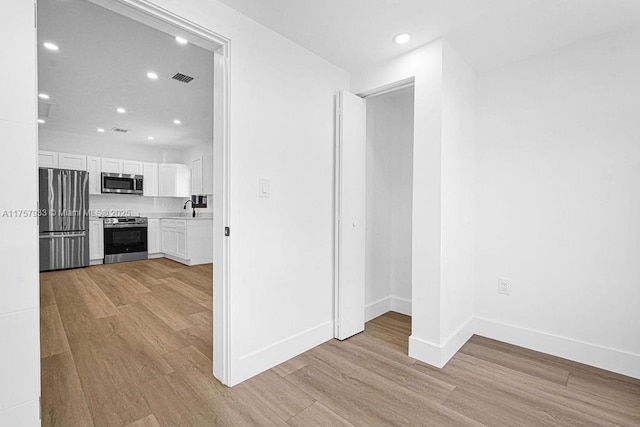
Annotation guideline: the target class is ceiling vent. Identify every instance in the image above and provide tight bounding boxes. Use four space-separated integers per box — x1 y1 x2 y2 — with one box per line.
111 127 129 133
171 72 195 84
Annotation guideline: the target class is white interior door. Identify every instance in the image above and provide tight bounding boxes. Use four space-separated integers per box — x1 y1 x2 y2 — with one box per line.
335 90 367 340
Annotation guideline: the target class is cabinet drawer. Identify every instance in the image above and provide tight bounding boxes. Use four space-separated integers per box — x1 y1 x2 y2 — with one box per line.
175 220 186 229
162 219 176 228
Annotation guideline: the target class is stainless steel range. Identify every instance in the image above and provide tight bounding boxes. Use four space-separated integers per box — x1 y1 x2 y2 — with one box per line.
103 217 148 264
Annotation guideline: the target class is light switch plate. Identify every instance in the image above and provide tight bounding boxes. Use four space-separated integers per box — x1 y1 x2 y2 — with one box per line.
258 178 270 198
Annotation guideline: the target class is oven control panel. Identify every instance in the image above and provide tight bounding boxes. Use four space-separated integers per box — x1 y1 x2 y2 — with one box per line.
103 217 148 227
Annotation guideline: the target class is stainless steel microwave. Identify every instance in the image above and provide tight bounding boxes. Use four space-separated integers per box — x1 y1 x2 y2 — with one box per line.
101 173 144 195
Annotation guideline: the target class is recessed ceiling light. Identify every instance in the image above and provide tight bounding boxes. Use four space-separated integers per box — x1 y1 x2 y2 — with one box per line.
393 33 411 45
147 71 158 80
175 36 188 45
37 119 45 124
147 136 154 140
117 107 126 114
38 93 50 100
97 128 105 133
173 119 181 125
43 42 59 51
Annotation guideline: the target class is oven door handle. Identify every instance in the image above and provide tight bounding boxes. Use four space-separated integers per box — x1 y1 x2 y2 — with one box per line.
39 232 87 239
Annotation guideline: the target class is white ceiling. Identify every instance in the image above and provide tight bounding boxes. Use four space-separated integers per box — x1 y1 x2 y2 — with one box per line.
37 0 214 148
215 0 640 72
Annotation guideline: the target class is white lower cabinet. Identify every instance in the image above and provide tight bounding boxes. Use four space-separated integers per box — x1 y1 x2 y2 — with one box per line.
161 220 177 255
160 218 212 265
147 219 161 254
89 220 104 263
175 220 187 259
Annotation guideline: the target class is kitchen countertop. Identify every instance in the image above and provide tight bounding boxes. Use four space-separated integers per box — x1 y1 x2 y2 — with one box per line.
88 214 213 221
154 216 213 221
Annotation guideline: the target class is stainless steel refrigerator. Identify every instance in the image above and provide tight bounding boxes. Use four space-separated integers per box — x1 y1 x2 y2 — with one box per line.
39 168 90 271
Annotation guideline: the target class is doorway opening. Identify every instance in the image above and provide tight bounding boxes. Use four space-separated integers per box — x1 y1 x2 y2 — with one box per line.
37 0 231 422
364 85 414 326
334 81 415 353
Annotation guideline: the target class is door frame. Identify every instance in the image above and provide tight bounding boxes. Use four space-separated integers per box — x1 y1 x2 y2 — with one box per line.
334 78 416 341
86 0 232 385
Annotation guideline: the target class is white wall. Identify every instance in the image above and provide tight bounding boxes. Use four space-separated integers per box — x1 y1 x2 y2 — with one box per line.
365 86 414 319
475 27 640 378
147 0 349 384
440 42 476 344
0 1 41 424
39 128 184 163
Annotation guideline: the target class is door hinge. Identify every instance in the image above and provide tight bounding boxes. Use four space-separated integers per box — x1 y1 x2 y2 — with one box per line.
224 226 230 237
34 1 37 28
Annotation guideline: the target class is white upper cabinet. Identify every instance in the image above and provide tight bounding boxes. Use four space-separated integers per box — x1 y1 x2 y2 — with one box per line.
190 155 213 196
87 156 101 195
191 156 203 195
203 155 213 195
58 153 87 171
143 163 158 197
158 164 191 198
38 151 59 169
123 160 143 175
37 151 194 198
101 158 123 174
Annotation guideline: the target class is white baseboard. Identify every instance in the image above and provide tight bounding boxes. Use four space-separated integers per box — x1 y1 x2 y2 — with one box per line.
473 317 640 380
229 314 639 387
390 296 411 316
409 317 474 368
232 320 334 386
163 254 190 265
365 297 391 322
365 296 412 322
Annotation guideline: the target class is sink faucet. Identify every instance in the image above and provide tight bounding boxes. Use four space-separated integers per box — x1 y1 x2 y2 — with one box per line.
184 199 196 217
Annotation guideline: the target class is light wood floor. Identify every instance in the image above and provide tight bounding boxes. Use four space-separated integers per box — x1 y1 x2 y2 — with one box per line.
41 259 640 426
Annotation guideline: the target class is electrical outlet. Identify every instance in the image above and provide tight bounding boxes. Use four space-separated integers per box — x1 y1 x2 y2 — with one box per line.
498 277 511 295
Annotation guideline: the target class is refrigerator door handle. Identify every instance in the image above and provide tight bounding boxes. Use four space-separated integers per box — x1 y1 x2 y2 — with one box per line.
64 232 87 238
